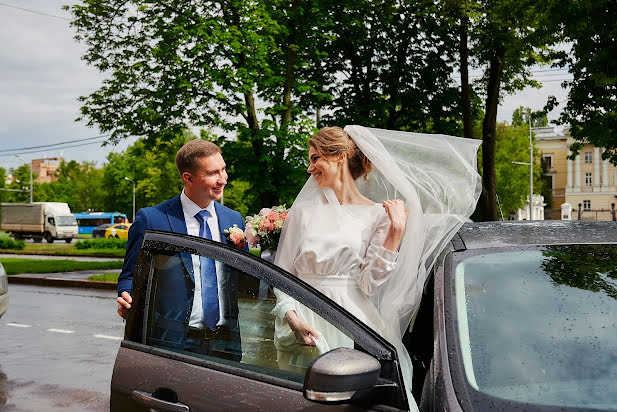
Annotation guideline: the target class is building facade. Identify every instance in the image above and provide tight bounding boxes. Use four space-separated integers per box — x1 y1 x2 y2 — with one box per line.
32 157 64 183
535 127 617 221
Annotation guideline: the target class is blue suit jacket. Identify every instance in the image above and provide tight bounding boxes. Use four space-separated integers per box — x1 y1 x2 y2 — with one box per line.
118 195 246 295
117 195 246 354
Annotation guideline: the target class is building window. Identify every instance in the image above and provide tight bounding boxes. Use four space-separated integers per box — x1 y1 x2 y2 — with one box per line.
584 151 592 163
542 154 553 170
585 172 592 187
583 200 591 211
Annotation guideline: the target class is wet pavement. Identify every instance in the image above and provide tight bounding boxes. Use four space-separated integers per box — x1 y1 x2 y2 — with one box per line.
0 284 124 411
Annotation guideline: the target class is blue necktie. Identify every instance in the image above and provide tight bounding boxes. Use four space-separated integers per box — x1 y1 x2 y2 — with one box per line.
194 210 220 330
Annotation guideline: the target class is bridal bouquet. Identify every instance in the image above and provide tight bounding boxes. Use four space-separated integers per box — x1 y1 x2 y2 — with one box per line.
224 224 247 249
244 205 288 252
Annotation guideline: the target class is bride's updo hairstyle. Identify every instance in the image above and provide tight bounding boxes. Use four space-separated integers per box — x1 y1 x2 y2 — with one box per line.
309 126 373 180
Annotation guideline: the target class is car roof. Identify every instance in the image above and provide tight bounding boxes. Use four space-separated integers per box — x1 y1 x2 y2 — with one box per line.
455 220 617 250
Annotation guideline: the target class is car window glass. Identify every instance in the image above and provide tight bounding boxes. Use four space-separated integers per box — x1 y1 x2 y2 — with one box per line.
144 252 355 383
454 246 617 410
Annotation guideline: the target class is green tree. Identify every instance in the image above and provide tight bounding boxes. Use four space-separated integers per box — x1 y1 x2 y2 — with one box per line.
5 165 36 203
0 167 6 204
103 133 189 217
512 106 549 127
67 0 327 209
459 0 560 221
40 161 106 212
481 122 545 217
321 0 463 135
545 0 617 165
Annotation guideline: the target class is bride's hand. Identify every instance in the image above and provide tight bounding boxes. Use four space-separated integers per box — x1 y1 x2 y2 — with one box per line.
285 310 319 346
383 199 409 251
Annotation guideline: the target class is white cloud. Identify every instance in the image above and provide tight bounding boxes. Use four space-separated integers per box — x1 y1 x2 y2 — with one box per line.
0 0 131 169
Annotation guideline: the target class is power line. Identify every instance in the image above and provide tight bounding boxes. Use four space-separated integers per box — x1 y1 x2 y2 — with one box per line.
0 2 71 21
0 140 108 158
0 134 111 153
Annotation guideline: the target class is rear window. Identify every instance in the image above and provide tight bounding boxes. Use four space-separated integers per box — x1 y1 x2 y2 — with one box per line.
454 245 617 410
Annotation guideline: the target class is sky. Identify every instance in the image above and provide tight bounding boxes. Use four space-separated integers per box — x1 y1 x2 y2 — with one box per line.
0 1 572 172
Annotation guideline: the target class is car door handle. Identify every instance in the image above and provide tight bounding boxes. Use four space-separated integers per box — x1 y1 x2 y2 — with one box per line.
131 390 189 412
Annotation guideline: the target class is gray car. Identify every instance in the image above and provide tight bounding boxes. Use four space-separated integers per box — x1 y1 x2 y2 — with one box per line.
111 221 617 411
0 262 8 318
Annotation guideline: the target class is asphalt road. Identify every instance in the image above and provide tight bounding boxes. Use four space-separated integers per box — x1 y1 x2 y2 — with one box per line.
0 284 124 411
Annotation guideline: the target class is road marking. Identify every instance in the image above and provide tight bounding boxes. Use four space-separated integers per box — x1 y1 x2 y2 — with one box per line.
94 334 122 341
6 322 31 328
47 328 75 334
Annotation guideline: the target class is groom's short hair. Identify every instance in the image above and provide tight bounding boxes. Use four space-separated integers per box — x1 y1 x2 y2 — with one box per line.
176 139 221 175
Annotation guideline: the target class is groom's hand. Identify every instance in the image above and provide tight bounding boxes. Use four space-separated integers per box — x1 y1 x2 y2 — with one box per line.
117 291 132 319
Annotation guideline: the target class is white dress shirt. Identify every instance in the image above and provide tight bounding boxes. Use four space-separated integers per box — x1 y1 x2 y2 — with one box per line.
180 190 226 328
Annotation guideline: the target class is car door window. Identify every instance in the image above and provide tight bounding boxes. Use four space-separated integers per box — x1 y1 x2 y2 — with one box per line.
143 251 355 383
121 231 408 410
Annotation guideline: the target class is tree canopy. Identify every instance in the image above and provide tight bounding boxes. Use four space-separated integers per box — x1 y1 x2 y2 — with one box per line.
63 0 616 221
546 0 617 165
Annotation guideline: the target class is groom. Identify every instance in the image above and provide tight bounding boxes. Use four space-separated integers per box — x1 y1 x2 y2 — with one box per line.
116 139 246 360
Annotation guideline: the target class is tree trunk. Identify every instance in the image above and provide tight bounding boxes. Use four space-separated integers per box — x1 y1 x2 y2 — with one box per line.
479 48 505 221
459 15 473 139
245 91 279 207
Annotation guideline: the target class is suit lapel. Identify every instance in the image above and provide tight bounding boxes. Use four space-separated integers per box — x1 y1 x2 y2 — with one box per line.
214 202 229 245
165 196 194 282
166 196 188 235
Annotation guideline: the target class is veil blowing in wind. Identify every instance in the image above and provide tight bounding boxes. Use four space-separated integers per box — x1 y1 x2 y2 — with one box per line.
274 125 482 410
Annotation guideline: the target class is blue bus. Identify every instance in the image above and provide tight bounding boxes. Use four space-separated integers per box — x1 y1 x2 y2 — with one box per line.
73 212 128 235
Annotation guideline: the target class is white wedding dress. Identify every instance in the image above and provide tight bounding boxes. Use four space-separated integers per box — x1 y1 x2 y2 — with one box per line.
271 202 398 355
272 126 482 411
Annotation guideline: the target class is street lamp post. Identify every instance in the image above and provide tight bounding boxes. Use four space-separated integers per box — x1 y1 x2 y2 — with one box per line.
512 111 535 220
124 177 135 222
15 155 33 203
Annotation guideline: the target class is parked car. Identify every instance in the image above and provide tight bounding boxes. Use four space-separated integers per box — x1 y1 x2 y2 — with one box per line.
92 223 113 238
0 262 8 319
104 223 131 240
111 221 617 411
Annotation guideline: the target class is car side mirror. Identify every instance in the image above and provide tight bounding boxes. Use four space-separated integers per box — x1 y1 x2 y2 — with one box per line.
303 348 381 403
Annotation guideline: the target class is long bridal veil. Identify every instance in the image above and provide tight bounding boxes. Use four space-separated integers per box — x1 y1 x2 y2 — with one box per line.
274 125 482 410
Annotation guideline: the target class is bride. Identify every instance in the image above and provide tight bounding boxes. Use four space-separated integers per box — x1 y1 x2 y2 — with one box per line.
271 125 481 410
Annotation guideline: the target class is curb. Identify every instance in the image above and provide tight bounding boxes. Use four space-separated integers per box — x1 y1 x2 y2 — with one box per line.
8 276 117 290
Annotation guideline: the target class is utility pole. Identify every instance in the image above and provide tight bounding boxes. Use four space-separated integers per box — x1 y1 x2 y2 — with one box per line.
15 155 33 203
528 109 533 220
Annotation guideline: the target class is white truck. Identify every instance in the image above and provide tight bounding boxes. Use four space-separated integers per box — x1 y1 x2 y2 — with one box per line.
1 202 78 243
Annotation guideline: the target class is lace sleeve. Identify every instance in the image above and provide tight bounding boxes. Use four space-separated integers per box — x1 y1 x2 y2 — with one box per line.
357 210 399 296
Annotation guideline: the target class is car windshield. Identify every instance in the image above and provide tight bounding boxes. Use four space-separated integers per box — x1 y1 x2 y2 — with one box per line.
56 216 77 226
454 245 617 410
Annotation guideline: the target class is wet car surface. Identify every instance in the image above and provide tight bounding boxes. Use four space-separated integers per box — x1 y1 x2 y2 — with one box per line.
111 221 617 411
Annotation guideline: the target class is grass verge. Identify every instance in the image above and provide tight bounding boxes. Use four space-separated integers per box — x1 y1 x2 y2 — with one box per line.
1 258 124 275
87 273 120 282
0 243 125 258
